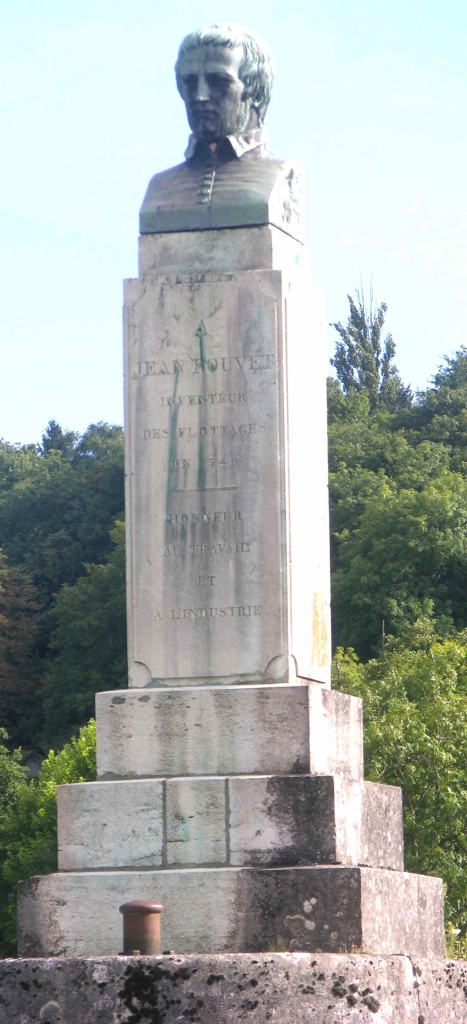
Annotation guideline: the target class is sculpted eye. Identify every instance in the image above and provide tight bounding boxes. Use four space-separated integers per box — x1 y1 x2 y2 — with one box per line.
207 74 230 89
182 75 198 90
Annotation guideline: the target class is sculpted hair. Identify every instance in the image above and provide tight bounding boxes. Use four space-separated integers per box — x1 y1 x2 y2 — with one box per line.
175 23 276 125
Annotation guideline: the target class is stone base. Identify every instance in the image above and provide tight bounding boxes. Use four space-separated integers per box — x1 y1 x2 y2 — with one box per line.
96 684 364 781
2 952 467 1023
57 774 404 872
18 865 444 959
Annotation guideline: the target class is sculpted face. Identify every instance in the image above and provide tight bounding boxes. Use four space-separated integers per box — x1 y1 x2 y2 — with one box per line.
177 44 258 142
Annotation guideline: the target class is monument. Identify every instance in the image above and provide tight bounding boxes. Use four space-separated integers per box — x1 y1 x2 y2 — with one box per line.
16 21 445 972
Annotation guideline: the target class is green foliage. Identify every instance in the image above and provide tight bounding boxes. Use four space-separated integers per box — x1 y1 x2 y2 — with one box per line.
41 522 127 748
399 346 467 472
333 620 467 934
330 289 412 412
0 422 124 608
39 420 77 458
0 728 27 809
329 334 467 658
0 554 41 748
332 471 467 657
0 721 96 956
445 924 467 959
0 420 124 751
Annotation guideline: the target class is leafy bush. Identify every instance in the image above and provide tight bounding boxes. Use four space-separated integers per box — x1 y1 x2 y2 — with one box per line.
334 618 467 936
0 720 96 956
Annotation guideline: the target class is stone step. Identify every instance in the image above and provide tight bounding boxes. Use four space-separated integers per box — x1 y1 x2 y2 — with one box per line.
3 952 467 1024
57 774 403 873
96 683 363 781
17 865 444 959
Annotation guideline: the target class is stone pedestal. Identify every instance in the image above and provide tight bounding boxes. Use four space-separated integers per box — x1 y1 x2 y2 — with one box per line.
125 224 330 689
16 207 445 961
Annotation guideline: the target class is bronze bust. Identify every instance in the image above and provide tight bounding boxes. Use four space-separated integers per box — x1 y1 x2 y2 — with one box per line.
139 24 303 241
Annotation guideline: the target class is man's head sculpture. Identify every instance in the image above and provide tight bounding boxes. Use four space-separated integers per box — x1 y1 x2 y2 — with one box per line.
139 24 303 239
175 23 276 143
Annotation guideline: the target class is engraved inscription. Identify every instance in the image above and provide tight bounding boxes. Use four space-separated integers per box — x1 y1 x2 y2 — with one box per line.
134 353 276 377
170 606 262 619
164 542 249 556
166 511 242 523
161 392 246 406
143 423 265 439
191 542 249 554
129 287 280 680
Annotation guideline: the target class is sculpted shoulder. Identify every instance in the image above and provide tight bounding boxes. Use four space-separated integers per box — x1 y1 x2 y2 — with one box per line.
139 150 305 243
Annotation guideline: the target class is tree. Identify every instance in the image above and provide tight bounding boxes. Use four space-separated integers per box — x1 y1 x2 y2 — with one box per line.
330 288 412 412
39 420 77 458
0 421 125 749
0 720 96 956
41 522 127 748
331 470 467 658
0 552 41 749
334 619 467 936
0 423 124 611
399 347 467 472
328 314 467 657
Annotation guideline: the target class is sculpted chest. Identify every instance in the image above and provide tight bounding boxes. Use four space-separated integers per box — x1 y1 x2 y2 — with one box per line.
139 150 304 242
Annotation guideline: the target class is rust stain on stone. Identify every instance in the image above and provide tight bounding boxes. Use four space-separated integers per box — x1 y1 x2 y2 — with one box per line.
311 589 329 667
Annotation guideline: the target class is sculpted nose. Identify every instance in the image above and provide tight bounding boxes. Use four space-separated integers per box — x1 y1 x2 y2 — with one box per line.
195 72 210 102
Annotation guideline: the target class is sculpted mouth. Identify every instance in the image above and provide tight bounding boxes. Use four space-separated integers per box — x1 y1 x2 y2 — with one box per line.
189 106 222 137
194 110 218 121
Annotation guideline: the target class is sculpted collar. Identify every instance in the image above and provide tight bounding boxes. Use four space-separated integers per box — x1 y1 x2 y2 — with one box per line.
184 126 269 161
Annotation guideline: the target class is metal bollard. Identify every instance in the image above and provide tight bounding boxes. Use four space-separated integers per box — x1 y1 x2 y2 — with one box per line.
119 900 164 955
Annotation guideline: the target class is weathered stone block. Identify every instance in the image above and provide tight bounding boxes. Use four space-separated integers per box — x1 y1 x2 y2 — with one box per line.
96 683 363 780
229 775 403 871
17 865 444 959
360 779 404 870
2 952 467 1024
309 687 363 779
124 262 330 689
138 224 303 276
56 773 403 873
57 779 164 870
166 777 226 866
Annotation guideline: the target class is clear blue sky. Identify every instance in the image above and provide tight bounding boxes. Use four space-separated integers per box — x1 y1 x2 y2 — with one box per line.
1 0 466 444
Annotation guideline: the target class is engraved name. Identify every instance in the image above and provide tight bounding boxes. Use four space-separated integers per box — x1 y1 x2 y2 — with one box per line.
135 354 276 377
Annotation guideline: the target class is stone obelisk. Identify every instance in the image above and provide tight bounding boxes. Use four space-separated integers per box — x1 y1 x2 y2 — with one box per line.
17 24 444 959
